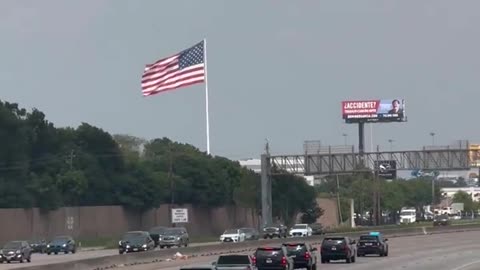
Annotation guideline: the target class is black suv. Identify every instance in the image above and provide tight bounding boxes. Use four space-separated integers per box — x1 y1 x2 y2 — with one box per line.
0 241 32 263
253 246 294 270
282 242 317 270
261 224 288 239
357 233 388 257
320 237 356 264
119 231 155 254
46 236 76 255
433 214 450 226
148 226 168 247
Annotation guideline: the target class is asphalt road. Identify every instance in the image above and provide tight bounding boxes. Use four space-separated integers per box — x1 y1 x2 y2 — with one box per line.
0 242 219 270
118 230 480 270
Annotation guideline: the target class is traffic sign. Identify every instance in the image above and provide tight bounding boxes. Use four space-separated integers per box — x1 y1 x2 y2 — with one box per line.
171 208 188 223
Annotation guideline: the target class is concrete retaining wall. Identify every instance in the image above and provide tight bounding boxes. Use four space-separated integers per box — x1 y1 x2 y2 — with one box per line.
0 205 259 244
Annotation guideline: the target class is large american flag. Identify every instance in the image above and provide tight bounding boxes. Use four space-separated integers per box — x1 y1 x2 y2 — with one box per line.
141 41 205 96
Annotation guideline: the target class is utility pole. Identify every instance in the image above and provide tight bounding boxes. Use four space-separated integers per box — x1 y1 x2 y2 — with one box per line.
261 139 272 227
336 174 343 224
432 177 435 206
430 132 436 146
167 143 175 226
67 150 76 170
342 134 348 146
388 139 394 151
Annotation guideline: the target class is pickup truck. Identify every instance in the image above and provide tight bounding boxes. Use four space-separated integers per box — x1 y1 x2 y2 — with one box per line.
212 254 256 270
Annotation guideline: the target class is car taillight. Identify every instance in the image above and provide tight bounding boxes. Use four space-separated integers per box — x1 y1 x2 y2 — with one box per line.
305 251 311 259
281 256 287 265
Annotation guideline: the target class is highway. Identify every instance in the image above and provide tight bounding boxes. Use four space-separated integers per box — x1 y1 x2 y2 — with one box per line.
0 242 218 270
115 231 480 270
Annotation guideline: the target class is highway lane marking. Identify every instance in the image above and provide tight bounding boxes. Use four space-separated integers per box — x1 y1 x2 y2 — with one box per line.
451 259 480 270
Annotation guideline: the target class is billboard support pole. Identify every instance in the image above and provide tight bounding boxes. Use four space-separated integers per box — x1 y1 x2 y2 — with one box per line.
358 122 365 166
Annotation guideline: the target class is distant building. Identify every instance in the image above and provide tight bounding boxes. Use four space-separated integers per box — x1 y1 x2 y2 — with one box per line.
238 158 316 186
441 187 480 202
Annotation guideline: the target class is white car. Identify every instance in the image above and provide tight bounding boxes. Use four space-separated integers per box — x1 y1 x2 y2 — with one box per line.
219 229 246 243
289 224 312 237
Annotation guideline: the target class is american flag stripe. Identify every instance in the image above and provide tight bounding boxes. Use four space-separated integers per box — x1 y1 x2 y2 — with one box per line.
141 41 205 97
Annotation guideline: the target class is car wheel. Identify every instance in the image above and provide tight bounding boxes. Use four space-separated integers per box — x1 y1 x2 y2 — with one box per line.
184 243 188 247
55 252 58 255
72 249 76 254
7 260 11 264
321 258 326 264
47 252 51 255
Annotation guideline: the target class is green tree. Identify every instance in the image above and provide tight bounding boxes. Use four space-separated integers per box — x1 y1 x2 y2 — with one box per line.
453 191 478 212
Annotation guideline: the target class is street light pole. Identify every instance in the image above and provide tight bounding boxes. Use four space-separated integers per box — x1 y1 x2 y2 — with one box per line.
430 132 436 146
388 139 394 151
342 133 348 146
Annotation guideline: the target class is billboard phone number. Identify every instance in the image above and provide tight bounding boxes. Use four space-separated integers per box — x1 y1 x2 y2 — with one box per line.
345 113 401 119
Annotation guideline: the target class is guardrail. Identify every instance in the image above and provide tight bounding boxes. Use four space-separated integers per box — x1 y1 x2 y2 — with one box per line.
15 223 480 270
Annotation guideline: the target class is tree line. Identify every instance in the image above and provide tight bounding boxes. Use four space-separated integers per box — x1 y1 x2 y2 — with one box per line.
0 100 319 225
317 173 443 224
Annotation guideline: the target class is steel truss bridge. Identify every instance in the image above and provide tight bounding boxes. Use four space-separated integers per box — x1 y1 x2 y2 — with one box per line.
261 148 480 227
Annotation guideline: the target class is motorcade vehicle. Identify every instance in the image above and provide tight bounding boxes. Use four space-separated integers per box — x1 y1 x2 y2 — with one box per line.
29 239 47 253
282 242 317 270
288 224 312 237
309 223 325 235
0 241 32 263
220 229 246 243
239 227 260 241
320 236 356 263
158 227 189 248
399 207 416 224
356 232 389 257
118 231 155 254
46 236 76 255
253 246 294 270
261 224 288 239
212 254 257 270
433 214 451 226
148 226 168 247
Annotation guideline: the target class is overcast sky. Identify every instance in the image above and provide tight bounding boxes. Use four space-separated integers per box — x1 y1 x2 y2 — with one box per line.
1 0 479 159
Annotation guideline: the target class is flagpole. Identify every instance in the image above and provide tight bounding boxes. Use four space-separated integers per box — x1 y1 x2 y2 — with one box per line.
203 38 211 155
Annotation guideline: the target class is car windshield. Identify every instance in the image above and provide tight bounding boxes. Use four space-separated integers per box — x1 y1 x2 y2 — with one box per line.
323 238 346 246
51 237 69 244
150 227 167 234
292 225 307 229
4 242 21 249
125 237 147 245
360 236 378 241
217 255 250 265
123 232 145 240
165 228 183 235
400 211 415 216
224 229 238 234
256 248 283 257
284 244 306 255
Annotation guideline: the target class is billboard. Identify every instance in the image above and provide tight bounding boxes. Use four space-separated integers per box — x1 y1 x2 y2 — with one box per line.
374 160 397 179
342 99 406 123
469 144 480 166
